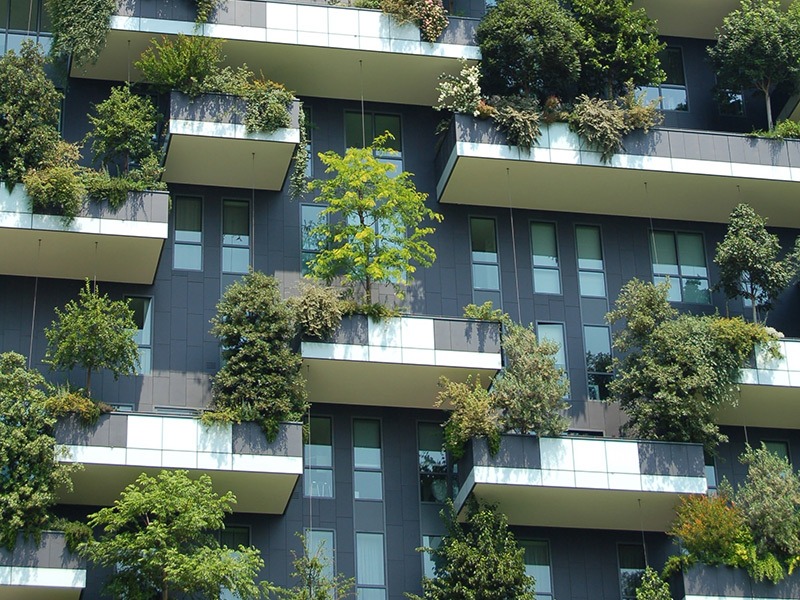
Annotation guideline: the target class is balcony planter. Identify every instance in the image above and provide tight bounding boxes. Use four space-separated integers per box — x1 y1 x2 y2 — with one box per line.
673 564 800 599
0 531 86 593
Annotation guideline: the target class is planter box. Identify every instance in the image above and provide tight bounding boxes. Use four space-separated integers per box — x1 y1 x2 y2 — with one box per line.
675 564 800 599
0 531 86 596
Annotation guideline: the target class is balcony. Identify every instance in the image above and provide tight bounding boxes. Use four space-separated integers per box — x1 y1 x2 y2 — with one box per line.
716 339 800 428
634 0 792 39
301 315 502 409
435 116 800 226
163 92 301 190
454 434 706 531
672 564 800 600
56 414 303 514
0 532 86 600
71 0 480 106
0 185 168 284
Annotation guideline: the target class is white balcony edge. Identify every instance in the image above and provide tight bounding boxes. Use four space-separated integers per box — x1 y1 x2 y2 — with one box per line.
0 566 86 589
170 119 301 144
110 8 480 60
740 340 800 388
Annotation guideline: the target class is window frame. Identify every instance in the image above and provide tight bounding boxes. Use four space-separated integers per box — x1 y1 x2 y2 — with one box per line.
536 322 568 373
126 295 153 375
301 202 327 276
642 46 689 112
575 224 606 298
583 324 612 401
344 110 403 168
355 531 387 600
353 418 383 502
469 216 502 307
304 415 334 499
221 198 251 276
418 422 448 504
530 220 562 295
617 543 646 600
649 229 711 304
520 539 554 600
173 195 203 271
304 528 336 582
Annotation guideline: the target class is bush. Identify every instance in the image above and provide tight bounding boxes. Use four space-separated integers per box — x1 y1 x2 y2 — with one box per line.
434 60 482 117
568 94 628 162
289 281 344 340
136 34 224 96
243 79 294 133
44 384 112 425
463 301 508 324
751 119 800 140
46 0 116 66
635 567 671 600
491 95 542 150
620 81 663 133
436 375 499 459
381 0 448 43
23 165 85 222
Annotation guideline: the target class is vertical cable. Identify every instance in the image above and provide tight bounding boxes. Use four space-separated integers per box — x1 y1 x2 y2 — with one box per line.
359 60 366 148
638 498 648 567
127 40 132 85
507 168 521 323
28 239 42 368
93 241 99 291
251 152 256 270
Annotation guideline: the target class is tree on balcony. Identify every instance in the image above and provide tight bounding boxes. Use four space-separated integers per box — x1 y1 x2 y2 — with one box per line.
709 0 800 129
44 280 139 398
0 352 76 551
607 278 775 452
80 470 265 600
305 134 442 307
714 203 800 323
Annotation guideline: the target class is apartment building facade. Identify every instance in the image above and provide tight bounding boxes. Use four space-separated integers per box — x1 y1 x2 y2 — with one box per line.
2 0 800 598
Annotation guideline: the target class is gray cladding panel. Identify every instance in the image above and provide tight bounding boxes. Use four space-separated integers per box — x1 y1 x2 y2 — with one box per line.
0 532 85 569
232 421 303 456
680 564 800 598
54 413 128 447
638 441 704 477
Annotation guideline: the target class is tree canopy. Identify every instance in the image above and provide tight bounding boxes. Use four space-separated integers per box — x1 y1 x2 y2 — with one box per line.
607 278 774 452
44 280 140 397
80 470 264 600
0 352 75 550
210 271 307 440
306 134 442 305
714 203 800 323
708 0 800 129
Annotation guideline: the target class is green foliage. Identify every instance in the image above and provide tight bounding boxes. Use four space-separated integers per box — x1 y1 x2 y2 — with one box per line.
267 533 355 600
751 119 800 139
87 85 160 174
436 375 500 460
44 280 140 397
23 163 85 223
381 0 448 43
490 95 542 150
634 567 671 600
572 0 665 99
44 383 112 425
462 301 509 325
80 470 265 600
715 203 800 322
607 279 774 452
52 518 93 553
210 271 308 440
619 81 663 132
243 79 294 133
476 0 583 100
568 94 628 162
136 34 225 96
81 155 167 208
288 281 344 340
195 0 226 24
708 0 800 129
493 323 569 436
306 134 443 305
289 107 310 200
0 352 76 551
45 0 115 66
0 41 62 185
434 60 482 117
339 300 402 319
409 501 535 600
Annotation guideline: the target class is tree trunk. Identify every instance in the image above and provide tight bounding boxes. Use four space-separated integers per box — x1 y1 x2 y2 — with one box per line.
752 298 758 324
765 91 773 131
86 369 92 398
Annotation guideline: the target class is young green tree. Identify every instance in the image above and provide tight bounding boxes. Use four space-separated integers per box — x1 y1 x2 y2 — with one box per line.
306 134 442 305
45 0 116 66
44 280 140 397
635 567 671 600
715 203 800 323
409 501 535 600
0 352 76 550
708 0 800 129
267 533 355 600
492 322 569 437
0 40 61 184
476 0 584 100
87 85 159 175
80 470 265 600
607 278 774 452
572 0 665 99
210 271 307 440
436 375 500 460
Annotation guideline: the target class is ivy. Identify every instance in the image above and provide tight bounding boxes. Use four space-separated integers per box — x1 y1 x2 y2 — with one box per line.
46 0 116 66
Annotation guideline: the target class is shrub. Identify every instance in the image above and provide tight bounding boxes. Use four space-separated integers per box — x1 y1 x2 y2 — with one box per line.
289 281 344 340
23 165 85 222
195 0 226 23
463 301 508 324
491 95 542 150
751 119 800 140
243 79 294 133
635 567 671 600
44 384 112 425
568 94 628 162
136 34 224 96
434 60 482 117
46 0 116 66
381 0 448 43
435 375 499 460
620 81 663 133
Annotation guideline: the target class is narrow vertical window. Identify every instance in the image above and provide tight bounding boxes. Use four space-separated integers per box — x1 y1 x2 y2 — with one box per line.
537 323 566 371
305 529 335 581
521 541 553 600
418 423 447 503
222 199 250 275
576 225 605 297
470 217 501 306
356 532 386 600
127 296 152 374
618 544 646 600
173 196 202 270
584 325 612 400
305 416 333 498
422 535 443 578
354 419 382 501
531 222 560 294
301 204 326 275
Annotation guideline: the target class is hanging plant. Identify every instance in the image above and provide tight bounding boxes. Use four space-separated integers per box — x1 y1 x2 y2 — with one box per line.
46 0 116 66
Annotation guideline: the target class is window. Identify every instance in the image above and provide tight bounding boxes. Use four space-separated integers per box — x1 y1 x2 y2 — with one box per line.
764 440 790 463
718 90 745 117
537 323 566 371
222 199 250 275
356 532 386 600
422 535 443 578
305 529 335 582
345 111 402 173
470 217 501 306
305 416 333 498
531 222 560 294
705 455 717 496
584 325 611 401
354 419 382 501
301 204 326 275
576 225 605 297
643 47 688 111
127 296 152 374
219 526 250 548
650 231 710 303
618 544 646 600
173 196 202 270
1 1 52 54
419 423 447 503
304 106 313 178
521 541 553 600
